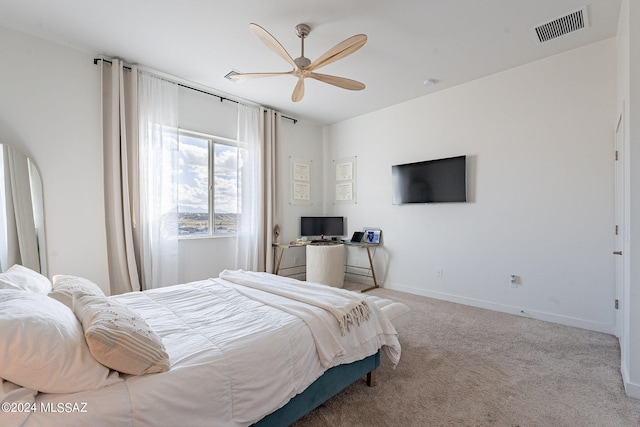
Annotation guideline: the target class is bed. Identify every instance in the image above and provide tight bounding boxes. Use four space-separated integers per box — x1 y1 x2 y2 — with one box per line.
0 266 408 427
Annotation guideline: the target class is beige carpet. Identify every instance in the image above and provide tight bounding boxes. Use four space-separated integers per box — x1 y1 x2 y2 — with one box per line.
292 287 640 426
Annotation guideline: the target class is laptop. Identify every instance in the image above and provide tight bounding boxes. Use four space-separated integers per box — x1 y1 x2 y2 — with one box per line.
350 231 364 243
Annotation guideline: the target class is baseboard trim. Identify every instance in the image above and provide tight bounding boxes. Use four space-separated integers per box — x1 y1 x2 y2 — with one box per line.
621 363 640 399
384 282 615 335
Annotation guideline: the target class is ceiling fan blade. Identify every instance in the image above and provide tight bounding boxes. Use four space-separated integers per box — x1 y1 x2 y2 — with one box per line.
309 72 365 91
308 34 367 71
292 77 305 102
231 71 295 79
249 23 298 69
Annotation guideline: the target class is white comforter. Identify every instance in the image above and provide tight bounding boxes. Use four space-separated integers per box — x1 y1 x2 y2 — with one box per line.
15 274 400 427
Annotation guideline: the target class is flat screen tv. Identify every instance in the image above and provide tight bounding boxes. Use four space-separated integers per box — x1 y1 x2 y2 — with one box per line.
392 155 467 204
300 216 345 239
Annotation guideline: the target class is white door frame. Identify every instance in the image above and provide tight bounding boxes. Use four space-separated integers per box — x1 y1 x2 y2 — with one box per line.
614 112 624 339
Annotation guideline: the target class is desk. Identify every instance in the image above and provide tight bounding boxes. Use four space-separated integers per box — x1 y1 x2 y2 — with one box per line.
273 243 307 277
343 242 379 292
272 242 380 292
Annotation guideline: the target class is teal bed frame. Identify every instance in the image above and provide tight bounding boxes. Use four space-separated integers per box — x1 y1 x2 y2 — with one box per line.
252 351 380 426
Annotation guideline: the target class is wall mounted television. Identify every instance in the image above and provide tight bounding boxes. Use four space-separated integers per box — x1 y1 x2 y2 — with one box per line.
391 155 467 204
300 216 345 239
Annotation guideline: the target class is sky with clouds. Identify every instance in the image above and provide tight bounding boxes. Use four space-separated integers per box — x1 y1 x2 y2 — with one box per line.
178 134 238 214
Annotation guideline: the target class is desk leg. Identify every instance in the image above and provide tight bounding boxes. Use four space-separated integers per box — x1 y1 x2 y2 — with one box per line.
360 246 379 293
274 247 285 275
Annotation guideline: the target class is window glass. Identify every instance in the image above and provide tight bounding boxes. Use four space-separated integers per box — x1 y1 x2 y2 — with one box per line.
178 134 209 236
178 131 239 237
213 143 238 234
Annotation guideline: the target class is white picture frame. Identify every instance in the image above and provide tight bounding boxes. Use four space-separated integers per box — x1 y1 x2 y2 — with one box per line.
333 156 357 204
362 227 381 244
290 156 313 205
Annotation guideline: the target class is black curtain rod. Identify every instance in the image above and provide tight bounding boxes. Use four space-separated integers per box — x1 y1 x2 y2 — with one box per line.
93 58 297 124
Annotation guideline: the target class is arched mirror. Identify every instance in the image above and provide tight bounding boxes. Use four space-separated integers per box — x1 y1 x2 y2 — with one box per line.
0 144 47 275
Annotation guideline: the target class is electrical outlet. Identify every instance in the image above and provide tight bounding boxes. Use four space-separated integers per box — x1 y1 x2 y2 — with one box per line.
437 268 444 278
510 275 518 287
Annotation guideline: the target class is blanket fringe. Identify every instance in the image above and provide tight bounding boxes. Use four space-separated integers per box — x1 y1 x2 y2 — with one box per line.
338 301 371 335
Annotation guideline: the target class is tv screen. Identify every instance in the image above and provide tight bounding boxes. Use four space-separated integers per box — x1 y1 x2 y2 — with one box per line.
392 155 467 204
300 216 345 238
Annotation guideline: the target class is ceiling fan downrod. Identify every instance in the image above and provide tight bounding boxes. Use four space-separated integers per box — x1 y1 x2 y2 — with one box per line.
294 23 311 68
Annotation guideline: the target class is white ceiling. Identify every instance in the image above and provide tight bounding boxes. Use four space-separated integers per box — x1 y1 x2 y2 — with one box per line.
0 0 621 125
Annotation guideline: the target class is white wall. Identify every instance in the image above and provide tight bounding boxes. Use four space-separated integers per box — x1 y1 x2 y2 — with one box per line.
628 0 640 398
278 119 325 241
0 26 110 288
617 0 640 399
273 118 325 278
325 39 617 334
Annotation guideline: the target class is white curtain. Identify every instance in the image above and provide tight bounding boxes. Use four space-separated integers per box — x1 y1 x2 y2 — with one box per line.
101 58 141 294
235 104 261 270
234 105 280 272
138 72 179 289
102 61 278 283
263 109 281 273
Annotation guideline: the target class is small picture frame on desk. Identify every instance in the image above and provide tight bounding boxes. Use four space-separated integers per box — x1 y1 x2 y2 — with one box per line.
362 228 381 244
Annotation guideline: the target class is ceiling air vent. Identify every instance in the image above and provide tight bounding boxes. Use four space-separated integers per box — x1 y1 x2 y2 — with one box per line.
533 7 589 43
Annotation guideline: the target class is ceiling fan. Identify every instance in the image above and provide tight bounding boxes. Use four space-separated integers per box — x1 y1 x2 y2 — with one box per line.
231 23 367 102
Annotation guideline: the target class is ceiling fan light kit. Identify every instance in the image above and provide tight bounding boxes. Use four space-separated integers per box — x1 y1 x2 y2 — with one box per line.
231 23 367 102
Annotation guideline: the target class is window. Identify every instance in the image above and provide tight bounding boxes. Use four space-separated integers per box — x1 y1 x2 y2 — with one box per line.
178 130 239 237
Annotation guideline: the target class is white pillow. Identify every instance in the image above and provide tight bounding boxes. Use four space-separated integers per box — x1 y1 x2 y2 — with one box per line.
0 289 120 393
0 264 51 294
48 275 105 309
367 295 411 329
74 293 170 375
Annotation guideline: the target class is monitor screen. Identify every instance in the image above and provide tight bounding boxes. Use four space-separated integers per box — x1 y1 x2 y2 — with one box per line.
300 216 345 238
392 155 467 204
